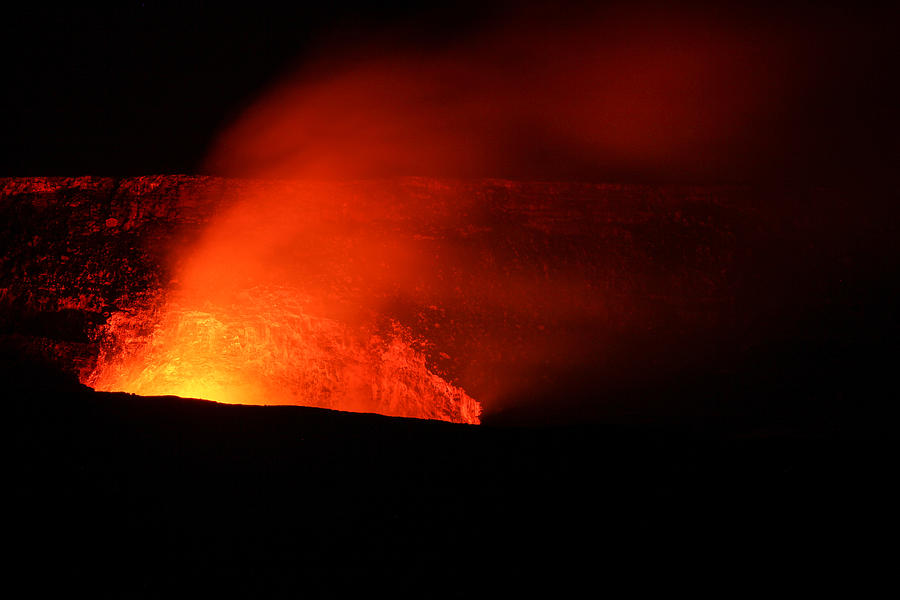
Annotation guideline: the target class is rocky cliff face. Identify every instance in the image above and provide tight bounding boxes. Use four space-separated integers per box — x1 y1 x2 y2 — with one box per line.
2 176 887 422
1 176 222 377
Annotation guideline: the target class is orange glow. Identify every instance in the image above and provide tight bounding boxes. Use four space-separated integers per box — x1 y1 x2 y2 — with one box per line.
87 183 484 424
84 6 827 422
89 286 480 423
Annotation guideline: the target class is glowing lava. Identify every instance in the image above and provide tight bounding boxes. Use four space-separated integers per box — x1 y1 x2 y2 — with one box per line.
89 285 480 423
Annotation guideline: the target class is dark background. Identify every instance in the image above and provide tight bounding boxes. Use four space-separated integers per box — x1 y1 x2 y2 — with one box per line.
1 1 897 183
0 1 496 176
5 3 895 591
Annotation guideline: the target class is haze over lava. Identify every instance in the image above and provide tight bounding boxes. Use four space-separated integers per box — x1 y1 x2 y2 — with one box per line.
85 3 894 423
204 5 825 183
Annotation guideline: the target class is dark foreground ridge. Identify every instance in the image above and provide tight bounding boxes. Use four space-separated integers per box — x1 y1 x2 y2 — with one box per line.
9 356 891 594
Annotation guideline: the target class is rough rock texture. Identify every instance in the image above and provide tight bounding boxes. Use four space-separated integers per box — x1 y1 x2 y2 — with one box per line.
1 176 892 420
1 176 224 378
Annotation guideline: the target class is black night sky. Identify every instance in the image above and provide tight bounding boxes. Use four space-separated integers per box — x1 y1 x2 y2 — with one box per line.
1 1 897 183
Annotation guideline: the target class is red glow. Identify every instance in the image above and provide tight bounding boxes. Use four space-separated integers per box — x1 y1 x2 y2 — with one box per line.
85 6 832 422
204 8 802 182
87 182 484 423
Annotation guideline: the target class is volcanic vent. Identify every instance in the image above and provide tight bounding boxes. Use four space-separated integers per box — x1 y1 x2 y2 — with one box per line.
3 175 782 425
0 177 487 423
88 285 481 423
4 172 884 426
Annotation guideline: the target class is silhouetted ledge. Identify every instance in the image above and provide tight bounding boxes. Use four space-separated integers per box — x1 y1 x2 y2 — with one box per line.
9 355 892 592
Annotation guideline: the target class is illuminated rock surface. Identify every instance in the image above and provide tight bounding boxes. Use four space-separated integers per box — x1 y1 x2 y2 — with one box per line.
1 176 894 423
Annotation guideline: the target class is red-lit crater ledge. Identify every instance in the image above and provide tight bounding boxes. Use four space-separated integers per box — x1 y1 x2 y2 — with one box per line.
2 176 848 424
